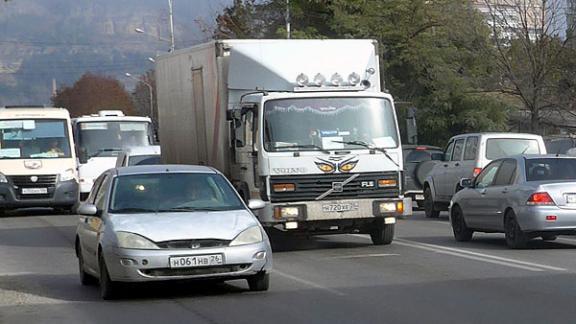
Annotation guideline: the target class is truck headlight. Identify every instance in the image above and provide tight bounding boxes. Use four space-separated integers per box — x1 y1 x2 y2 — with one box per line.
0 173 7 183
59 168 76 182
116 232 159 249
378 179 397 188
379 201 404 214
229 226 263 246
274 206 301 218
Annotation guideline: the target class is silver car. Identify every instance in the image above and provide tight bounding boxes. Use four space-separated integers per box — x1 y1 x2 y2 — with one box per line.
450 155 576 248
75 165 272 299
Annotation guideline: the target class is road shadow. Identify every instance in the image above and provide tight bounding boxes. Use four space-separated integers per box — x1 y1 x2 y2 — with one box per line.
1 208 66 218
268 230 373 253
0 226 76 248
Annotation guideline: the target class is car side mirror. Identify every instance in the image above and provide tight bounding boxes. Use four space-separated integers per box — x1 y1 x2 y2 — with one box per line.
459 178 474 189
78 203 99 216
248 199 266 210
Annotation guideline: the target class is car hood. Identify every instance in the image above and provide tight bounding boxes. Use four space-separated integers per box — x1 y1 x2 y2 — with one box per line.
108 209 259 242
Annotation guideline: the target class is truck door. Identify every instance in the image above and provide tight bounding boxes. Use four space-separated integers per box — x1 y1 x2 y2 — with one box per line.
230 104 258 201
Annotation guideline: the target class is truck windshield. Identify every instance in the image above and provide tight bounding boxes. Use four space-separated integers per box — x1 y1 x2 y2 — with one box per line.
0 119 71 159
264 97 398 152
77 121 151 160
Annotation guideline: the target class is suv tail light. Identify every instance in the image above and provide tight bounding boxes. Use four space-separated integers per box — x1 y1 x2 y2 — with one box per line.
473 168 482 177
527 192 555 205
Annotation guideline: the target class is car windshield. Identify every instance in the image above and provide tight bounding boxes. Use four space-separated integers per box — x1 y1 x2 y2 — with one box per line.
128 155 161 166
525 158 576 181
0 119 72 159
77 121 151 160
486 138 540 160
264 97 399 152
109 173 245 213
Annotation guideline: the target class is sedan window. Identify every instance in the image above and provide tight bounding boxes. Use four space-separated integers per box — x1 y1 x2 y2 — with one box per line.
526 158 576 181
493 159 517 186
475 161 502 188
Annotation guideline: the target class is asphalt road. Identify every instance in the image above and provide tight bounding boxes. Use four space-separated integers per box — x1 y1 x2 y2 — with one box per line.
2 210 576 324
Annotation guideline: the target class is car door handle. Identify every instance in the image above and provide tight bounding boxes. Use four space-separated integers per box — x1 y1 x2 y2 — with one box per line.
454 163 460 167
443 164 449 167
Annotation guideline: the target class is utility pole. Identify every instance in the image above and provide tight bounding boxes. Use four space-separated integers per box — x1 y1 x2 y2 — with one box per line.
286 0 291 39
168 0 175 52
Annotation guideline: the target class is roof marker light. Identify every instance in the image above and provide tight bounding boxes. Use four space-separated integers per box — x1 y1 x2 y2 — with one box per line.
296 73 309 87
348 72 361 86
330 73 343 86
313 73 326 86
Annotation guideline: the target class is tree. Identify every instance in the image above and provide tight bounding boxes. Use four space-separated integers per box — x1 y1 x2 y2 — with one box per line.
131 70 157 122
52 73 136 117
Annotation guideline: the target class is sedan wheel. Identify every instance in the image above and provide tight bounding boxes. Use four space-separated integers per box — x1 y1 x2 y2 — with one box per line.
247 272 270 291
423 187 440 218
450 205 473 242
77 244 97 286
505 211 528 249
99 254 119 300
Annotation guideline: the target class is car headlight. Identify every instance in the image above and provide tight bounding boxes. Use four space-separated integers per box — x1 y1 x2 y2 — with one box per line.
116 232 159 249
0 173 7 183
59 168 76 182
229 226 263 246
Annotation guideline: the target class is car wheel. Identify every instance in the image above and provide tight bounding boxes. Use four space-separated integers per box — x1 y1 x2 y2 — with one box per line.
423 187 440 218
450 205 473 242
99 254 119 300
541 234 557 241
505 210 529 249
247 272 270 291
77 243 97 286
370 219 394 245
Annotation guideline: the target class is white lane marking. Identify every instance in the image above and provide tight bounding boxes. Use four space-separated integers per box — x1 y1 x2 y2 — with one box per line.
328 253 400 259
557 237 576 242
272 269 346 296
348 234 567 272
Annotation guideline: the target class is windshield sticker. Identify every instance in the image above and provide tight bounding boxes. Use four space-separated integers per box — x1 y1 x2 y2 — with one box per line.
0 120 24 130
81 123 108 130
320 130 338 137
22 120 36 130
372 136 397 148
120 123 147 131
30 152 60 158
0 148 21 158
321 136 344 150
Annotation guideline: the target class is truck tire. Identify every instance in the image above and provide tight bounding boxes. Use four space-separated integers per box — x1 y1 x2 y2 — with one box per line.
415 161 438 188
370 220 394 245
423 187 440 218
247 272 270 291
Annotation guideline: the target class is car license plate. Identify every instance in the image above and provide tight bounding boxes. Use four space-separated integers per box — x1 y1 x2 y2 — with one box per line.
21 188 48 195
566 194 576 204
415 194 425 201
169 254 223 268
322 202 359 213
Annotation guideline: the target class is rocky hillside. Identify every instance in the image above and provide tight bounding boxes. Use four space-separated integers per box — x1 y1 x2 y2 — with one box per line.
0 0 229 106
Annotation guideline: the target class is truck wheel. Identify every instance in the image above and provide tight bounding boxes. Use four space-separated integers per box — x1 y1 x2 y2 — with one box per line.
505 211 529 249
423 187 440 218
370 220 394 245
450 205 473 242
247 272 270 291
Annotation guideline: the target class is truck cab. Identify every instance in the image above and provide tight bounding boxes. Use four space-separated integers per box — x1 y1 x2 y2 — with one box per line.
72 110 153 199
0 107 79 213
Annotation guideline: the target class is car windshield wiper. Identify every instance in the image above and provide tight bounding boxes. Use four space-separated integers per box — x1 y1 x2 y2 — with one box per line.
332 140 399 167
111 207 156 213
275 144 330 154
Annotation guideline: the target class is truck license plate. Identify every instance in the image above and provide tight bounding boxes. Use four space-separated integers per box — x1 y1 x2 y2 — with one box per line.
322 202 359 213
169 254 223 268
21 188 48 195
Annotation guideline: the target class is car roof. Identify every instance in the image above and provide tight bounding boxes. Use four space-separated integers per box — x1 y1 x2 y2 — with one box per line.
124 145 161 156
114 164 217 176
522 154 576 160
450 132 543 140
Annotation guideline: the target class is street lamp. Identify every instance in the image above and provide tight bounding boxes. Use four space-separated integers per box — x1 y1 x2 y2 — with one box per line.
125 73 154 121
134 0 175 52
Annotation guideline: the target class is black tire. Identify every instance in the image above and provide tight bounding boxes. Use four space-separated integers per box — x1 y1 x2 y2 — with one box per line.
505 210 529 249
415 161 439 187
450 205 473 242
247 272 270 291
541 234 557 241
99 254 119 300
370 219 394 245
423 187 440 218
77 243 97 286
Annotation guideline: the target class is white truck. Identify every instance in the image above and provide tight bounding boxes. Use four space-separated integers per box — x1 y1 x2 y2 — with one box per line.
72 110 153 199
155 39 411 245
0 107 79 214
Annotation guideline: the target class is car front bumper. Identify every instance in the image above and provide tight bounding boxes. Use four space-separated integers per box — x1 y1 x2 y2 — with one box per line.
516 206 576 233
103 242 272 282
0 180 79 209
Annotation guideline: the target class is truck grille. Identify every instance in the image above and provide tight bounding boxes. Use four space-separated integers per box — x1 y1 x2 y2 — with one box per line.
269 172 400 203
8 174 57 200
156 239 230 249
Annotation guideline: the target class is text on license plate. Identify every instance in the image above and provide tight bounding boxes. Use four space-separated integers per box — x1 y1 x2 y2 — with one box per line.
566 193 576 204
21 188 48 195
169 254 224 268
322 202 359 213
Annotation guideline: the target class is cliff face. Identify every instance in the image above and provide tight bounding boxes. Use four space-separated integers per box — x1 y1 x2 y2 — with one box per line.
0 0 227 106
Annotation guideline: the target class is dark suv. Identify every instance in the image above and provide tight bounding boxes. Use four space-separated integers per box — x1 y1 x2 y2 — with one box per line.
403 145 443 208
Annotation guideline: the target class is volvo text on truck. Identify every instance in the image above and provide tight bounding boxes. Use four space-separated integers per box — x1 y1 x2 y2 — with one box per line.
155 39 411 245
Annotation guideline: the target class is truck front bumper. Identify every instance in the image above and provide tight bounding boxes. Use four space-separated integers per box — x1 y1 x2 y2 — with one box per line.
0 180 79 209
256 197 412 231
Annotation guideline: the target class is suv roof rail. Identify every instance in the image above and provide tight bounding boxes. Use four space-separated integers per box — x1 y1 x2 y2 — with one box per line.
3 105 46 108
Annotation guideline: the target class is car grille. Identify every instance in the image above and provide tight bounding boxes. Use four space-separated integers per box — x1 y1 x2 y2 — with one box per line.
8 175 58 200
140 264 251 277
156 239 230 249
269 172 400 203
